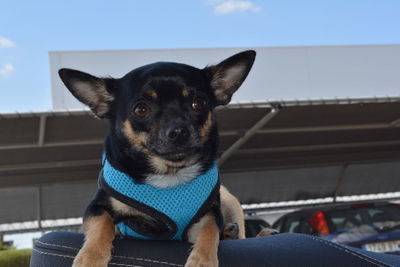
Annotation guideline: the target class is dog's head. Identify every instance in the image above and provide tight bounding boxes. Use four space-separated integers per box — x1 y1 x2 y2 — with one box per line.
59 50 255 184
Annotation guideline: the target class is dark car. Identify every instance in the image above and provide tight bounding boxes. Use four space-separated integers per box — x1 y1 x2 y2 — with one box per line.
272 202 400 254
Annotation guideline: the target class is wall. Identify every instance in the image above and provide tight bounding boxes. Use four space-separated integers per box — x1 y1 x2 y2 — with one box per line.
50 45 400 109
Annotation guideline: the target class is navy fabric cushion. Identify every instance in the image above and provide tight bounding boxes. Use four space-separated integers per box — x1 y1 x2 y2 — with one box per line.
30 231 400 267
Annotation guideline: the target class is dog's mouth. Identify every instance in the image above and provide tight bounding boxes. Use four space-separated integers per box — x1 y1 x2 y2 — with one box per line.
158 152 189 162
144 144 200 162
153 147 200 162
146 146 201 175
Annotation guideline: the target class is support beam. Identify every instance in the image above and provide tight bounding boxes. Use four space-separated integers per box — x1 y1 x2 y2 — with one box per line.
390 118 400 127
38 115 47 146
218 106 281 166
0 159 101 172
36 186 42 230
231 140 400 154
333 164 349 202
0 139 104 150
220 122 400 136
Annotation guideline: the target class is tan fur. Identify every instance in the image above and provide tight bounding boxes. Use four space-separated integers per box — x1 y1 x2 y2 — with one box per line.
185 187 244 266
220 185 245 239
72 213 115 267
186 214 220 267
223 223 239 240
122 120 148 150
199 112 212 143
208 66 230 104
182 89 190 97
74 81 114 118
148 154 197 175
122 120 190 174
147 90 158 99
209 64 246 105
257 228 276 237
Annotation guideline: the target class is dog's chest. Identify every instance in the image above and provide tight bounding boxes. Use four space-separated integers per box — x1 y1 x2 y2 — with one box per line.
100 158 219 240
145 163 202 188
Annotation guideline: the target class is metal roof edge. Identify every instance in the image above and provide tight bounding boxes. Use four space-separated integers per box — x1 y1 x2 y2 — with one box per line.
48 44 400 55
220 96 400 109
1 96 399 118
0 108 92 119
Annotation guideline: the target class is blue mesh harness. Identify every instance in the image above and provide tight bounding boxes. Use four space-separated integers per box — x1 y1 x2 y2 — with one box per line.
99 155 220 241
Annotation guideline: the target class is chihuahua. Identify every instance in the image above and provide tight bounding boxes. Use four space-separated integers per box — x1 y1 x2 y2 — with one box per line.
59 50 256 267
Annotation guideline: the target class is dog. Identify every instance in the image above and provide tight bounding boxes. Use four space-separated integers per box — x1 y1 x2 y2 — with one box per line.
59 50 256 267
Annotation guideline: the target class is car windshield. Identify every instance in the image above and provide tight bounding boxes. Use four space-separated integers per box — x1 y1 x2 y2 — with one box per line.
326 204 400 234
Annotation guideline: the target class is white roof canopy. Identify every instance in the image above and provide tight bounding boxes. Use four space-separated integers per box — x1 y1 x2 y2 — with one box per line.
50 45 400 109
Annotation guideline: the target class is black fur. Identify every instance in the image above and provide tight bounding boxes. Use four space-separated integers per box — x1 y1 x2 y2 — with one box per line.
59 50 256 240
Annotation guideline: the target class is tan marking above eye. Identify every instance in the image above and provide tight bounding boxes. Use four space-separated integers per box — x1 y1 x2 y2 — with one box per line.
182 89 190 97
146 90 158 99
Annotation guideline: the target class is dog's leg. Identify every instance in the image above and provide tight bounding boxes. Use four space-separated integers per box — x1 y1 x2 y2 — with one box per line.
220 185 245 239
185 213 220 267
72 212 115 267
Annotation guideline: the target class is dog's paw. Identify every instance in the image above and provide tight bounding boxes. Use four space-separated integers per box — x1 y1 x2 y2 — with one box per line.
223 222 239 240
256 227 280 237
184 252 218 267
72 248 111 267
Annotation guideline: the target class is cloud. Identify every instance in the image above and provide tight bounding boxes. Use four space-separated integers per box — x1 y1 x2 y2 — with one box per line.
213 1 261 15
0 63 14 77
0 37 15 48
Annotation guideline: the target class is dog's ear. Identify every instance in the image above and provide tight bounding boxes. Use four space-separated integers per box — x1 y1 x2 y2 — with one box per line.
204 50 256 105
58 68 116 118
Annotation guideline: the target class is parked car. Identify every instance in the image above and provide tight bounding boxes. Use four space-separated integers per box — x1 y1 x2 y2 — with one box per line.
245 215 275 238
272 202 400 254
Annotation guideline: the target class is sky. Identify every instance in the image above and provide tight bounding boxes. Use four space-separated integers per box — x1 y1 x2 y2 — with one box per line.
0 0 400 112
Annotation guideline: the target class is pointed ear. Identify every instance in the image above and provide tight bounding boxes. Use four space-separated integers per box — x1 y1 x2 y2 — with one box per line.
204 50 256 105
58 68 117 118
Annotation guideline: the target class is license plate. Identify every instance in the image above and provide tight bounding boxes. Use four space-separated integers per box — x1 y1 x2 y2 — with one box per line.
363 240 400 253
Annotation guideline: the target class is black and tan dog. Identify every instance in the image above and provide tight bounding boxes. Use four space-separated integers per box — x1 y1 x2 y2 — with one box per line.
59 50 256 267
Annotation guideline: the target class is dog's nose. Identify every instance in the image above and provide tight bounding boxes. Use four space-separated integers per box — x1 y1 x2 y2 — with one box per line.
166 124 190 143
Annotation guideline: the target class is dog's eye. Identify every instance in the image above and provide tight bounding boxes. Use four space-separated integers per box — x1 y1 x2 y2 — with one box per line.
192 97 208 111
133 103 151 118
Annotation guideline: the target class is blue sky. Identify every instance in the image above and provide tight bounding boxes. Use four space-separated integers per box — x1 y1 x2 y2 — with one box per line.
0 0 399 112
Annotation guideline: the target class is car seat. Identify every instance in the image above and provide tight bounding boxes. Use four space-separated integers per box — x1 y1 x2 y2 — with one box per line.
30 231 400 267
